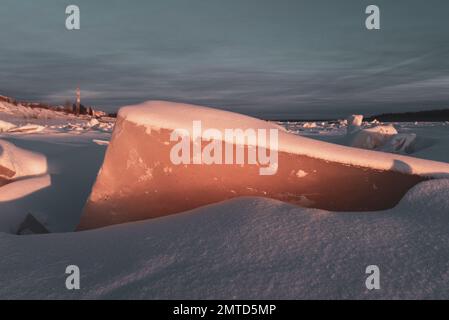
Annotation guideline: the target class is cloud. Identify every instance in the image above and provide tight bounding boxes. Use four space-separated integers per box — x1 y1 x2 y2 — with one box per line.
1 0 449 119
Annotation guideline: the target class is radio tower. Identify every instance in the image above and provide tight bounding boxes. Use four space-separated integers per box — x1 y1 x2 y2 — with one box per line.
75 87 81 115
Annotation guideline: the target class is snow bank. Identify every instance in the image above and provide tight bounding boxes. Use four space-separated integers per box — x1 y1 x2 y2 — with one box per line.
8 124 46 133
0 139 47 179
0 175 51 202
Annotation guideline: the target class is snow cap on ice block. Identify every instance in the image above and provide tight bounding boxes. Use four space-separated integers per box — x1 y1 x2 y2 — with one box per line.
77 101 449 230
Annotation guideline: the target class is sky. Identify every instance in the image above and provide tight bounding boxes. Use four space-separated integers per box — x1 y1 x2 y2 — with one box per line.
1 0 449 119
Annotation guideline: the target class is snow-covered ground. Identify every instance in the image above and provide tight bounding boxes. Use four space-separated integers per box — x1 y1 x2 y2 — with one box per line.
1 181 449 299
0 99 112 233
1 100 449 299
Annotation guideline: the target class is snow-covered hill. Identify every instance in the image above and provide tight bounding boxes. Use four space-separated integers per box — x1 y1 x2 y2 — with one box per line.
1 179 449 299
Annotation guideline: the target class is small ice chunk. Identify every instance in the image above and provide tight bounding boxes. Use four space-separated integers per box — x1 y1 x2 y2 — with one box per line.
350 124 398 150
0 120 16 132
303 122 317 128
87 118 100 128
347 115 364 134
93 139 110 146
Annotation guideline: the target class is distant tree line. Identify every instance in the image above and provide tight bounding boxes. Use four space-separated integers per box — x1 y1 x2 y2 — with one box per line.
1 95 116 118
366 109 449 122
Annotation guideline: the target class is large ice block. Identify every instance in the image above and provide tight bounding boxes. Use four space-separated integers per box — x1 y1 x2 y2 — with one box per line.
77 101 449 230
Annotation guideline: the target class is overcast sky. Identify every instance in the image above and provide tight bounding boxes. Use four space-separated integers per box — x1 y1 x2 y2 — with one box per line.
1 0 449 119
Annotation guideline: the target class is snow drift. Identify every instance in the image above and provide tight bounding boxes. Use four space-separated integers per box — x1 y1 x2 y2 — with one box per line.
77 101 449 230
3 179 449 299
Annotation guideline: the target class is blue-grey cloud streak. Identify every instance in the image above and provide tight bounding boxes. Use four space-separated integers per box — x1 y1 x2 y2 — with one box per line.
1 0 449 118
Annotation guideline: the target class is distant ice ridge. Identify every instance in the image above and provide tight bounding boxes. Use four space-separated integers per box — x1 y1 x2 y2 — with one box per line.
279 115 442 167
346 115 417 154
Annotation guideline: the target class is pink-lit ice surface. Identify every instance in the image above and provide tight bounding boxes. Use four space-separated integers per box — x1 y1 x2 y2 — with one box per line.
77 101 449 230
